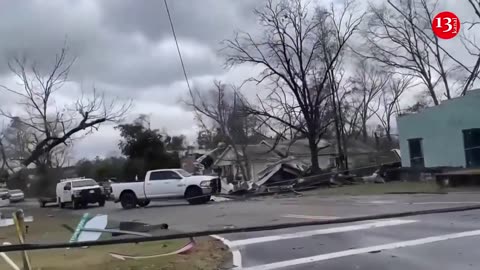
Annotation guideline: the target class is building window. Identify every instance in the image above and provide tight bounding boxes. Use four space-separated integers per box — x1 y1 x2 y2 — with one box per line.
463 129 480 168
408 138 424 168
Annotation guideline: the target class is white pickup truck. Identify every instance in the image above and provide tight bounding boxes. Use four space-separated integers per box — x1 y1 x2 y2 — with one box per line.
110 169 221 209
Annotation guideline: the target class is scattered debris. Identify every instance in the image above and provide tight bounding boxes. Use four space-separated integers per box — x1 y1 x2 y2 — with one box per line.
255 158 306 187
69 213 90 243
109 237 196 260
115 221 168 235
77 215 108 242
82 228 152 237
211 196 232 202
362 170 386 184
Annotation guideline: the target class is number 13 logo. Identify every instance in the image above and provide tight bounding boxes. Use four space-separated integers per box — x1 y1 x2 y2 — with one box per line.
432 11 460 39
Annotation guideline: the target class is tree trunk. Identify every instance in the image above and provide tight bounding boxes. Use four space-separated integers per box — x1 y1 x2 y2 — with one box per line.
231 143 250 182
340 121 349 173
308 137 320 174
362 120 368 142
385 118 392 142
34 163 50 197
331 83 347 171
386 131 392 142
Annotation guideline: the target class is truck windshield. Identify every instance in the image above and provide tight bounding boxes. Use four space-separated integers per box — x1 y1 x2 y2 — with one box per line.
72 179 97 188
175 169 191 177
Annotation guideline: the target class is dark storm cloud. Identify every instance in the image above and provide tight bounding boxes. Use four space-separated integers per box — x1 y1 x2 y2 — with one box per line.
98 0 260 45
0 0 262 88
0 0 266 157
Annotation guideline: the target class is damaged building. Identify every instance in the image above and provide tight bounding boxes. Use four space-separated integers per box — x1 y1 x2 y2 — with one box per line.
198 138 399 192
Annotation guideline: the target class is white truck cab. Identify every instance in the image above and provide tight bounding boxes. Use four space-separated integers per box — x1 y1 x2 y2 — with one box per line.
110 169 221 209
56 178 106 209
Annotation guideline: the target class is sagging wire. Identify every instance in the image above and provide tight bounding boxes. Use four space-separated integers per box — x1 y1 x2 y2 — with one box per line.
163 0 193 95
2 204 480 253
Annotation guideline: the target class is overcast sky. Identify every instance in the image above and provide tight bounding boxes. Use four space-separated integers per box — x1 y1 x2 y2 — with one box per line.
0 0 265 161
0 0 477 162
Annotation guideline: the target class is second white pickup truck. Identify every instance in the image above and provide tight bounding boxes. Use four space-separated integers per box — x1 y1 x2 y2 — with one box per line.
110 169 221 209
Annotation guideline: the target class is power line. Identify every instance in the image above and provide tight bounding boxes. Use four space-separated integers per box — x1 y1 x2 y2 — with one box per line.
163 0 193 95
1 204 480 252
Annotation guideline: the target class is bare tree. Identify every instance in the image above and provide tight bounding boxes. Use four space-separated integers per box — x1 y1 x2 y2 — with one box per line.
372 75 414 142
468 0 480 23
0 132 14 174
186 81 253 181
0 46 131 170
347 60 390 141
223 0 363 173
0 115 70 192
363 0 480 105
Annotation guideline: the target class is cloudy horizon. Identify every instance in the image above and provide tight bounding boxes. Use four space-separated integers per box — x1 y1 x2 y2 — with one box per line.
0 0 266 161
0 0 478 163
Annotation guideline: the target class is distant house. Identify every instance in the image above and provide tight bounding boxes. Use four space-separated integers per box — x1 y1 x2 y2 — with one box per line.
212 143 285 183
397 89 480 168
211 138 390 184
261 138 381 170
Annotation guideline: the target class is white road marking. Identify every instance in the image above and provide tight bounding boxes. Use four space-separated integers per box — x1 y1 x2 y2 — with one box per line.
229 219 417 248
242 229 480 270
359 200 396 204
410 201 480 205
211 235 242 269
282 214 339 220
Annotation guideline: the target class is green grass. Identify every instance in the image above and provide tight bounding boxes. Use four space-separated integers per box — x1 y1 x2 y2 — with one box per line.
312 181 445 196
6 239 227 270
0 212 229 270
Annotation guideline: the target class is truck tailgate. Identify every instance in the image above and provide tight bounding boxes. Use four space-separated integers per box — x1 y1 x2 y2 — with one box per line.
111 181 146 201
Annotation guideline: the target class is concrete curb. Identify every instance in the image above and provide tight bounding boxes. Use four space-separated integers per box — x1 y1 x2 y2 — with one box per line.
385 192 448 195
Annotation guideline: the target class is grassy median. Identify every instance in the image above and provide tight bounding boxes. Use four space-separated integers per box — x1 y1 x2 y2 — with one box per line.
0 210 229 270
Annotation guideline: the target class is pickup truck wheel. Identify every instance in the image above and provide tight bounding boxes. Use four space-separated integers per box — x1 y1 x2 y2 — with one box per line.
72 199 80 210
202 195 211 204
58 197 65 208
137 199 150 207
98 199 105 207
120 192 137 209
186 186 203 205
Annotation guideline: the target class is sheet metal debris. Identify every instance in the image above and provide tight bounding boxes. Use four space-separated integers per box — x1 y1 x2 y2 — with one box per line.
1 211 194 269
82 228 152 237
69 213 90 243
109 237 196 260
77 215 108 242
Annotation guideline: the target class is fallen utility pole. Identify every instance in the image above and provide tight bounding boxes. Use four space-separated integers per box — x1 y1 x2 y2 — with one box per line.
1 204 480 253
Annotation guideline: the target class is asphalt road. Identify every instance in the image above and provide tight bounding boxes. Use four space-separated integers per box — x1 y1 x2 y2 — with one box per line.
7 192 480 269
215 209 480 269
69 191 480 232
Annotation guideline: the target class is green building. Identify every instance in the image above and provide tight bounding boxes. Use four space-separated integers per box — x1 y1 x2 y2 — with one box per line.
397 90 480 168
